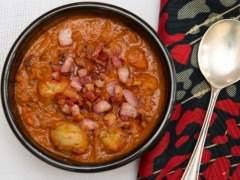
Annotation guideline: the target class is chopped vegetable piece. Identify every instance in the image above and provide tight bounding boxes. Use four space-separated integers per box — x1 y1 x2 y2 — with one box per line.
58 28 73 46
93 100 111 113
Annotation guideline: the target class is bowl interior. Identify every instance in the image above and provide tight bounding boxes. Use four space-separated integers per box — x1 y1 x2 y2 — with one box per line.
2 3 175 171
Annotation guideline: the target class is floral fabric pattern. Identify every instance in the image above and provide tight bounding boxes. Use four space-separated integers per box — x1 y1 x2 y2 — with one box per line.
138 0 240 179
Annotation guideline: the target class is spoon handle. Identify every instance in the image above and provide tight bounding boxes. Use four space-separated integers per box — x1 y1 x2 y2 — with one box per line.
181 87 220 180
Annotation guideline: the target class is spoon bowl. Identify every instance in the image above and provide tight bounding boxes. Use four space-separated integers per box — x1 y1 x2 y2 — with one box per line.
198 19 240 89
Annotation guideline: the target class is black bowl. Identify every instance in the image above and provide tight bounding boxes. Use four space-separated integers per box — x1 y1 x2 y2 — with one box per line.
1 2 176 172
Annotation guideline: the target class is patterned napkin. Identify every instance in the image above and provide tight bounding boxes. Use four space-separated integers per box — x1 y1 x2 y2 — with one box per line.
138 0 240 179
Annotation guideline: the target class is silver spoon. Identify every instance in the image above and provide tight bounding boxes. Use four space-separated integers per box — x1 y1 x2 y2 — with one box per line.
181 19 240 180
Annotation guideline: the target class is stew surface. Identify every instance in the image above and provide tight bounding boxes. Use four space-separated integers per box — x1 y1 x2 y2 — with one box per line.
15 15 167 163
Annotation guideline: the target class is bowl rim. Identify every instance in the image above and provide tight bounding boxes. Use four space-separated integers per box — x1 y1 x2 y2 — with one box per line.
1 1 176 172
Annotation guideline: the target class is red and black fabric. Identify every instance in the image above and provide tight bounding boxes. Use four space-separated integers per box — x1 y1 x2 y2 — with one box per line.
138 0 240 179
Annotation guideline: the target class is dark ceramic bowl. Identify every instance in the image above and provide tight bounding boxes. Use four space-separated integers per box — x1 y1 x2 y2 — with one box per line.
1 2 176 172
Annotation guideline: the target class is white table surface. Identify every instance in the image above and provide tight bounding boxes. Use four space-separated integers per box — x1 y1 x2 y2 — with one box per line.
0 0 160 179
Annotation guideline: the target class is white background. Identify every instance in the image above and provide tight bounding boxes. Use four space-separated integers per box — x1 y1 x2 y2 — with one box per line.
0 0 160 179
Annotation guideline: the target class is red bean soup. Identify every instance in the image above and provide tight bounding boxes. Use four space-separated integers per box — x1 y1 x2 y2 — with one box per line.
15 15 168 163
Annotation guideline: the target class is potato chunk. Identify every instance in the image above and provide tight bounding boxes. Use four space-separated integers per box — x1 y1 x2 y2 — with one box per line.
133 73 158 95
103 113 117 126
50 122 88 154
100 128 126 153
126 47 148 70
38 79 68 98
